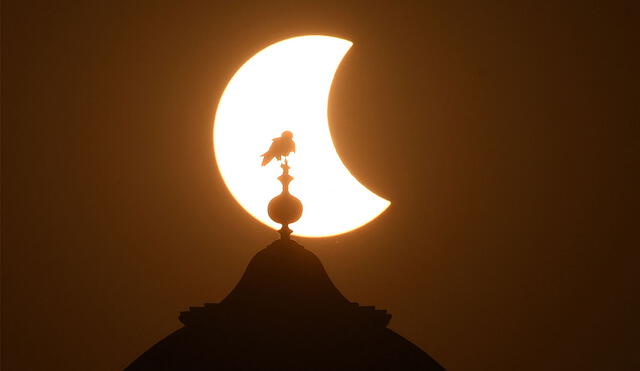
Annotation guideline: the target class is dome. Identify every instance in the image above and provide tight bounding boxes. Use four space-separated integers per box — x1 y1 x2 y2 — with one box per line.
126 240 444 370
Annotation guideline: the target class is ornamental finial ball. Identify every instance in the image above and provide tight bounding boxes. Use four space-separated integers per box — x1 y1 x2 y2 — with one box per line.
268 192 303 225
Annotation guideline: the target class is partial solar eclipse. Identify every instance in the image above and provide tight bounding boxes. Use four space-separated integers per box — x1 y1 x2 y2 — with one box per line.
213 35 390 237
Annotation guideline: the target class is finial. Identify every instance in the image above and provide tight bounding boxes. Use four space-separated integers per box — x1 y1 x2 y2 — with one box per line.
268 158 303 240
261 130 302 240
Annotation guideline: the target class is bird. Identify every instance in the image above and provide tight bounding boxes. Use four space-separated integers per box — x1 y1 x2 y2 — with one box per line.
261 131 295 166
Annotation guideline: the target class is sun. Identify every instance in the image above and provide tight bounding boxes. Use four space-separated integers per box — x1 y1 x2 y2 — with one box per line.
213 35 390 238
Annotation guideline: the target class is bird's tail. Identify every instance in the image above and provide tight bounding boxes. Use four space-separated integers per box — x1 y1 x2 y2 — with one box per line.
261 153 273 166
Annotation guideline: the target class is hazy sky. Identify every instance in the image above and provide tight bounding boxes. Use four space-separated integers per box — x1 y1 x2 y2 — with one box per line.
3 1 638 370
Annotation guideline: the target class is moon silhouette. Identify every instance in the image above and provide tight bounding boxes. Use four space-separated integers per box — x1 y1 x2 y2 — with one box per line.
213 35 390 237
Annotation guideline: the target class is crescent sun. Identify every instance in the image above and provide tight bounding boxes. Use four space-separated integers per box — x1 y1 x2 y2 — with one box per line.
213 35 390 238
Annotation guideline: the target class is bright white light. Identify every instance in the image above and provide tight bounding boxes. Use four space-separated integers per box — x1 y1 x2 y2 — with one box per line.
214 35 390 237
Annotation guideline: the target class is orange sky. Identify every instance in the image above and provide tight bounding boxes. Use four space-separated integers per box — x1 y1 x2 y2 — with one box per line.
2 1 638 370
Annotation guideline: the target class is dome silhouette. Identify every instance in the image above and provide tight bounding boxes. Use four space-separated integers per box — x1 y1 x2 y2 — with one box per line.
126 240 445 370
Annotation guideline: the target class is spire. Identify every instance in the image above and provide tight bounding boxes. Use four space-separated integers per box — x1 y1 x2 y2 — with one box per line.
267 159 303 240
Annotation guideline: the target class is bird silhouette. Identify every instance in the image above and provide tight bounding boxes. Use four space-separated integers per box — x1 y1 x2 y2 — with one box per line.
261 131 295 166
